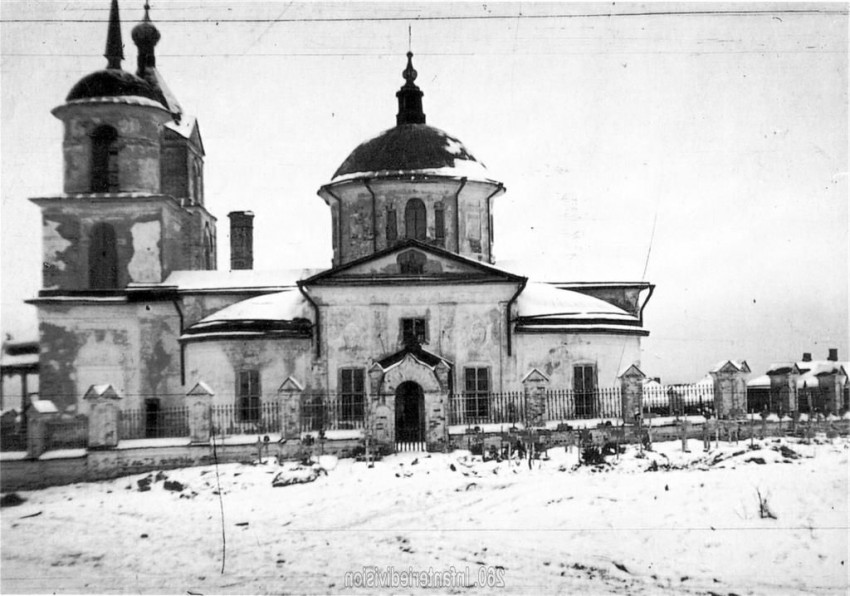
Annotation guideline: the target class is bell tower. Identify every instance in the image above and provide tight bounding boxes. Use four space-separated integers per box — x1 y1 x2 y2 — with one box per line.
32 0 217 292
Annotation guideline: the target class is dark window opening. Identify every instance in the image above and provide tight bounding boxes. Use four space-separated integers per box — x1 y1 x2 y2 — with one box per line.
434 203 445 245
89 222 118 289
91 125 119 193
203 224 213 270
386 208 398 244
573 364 597 418
237 370 261 422
340 368 365 423
463 367 490 420
401 318 427 346
397 250 426 275
193 158 204 204
405 198 427 240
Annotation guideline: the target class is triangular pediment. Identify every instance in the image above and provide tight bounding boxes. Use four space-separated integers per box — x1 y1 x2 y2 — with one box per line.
303 240 525 285
83 384 120 400
187 381 215 397
618 364 646 380
522 368 550 384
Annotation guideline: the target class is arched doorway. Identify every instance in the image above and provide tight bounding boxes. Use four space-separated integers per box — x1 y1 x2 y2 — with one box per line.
395 381 424 443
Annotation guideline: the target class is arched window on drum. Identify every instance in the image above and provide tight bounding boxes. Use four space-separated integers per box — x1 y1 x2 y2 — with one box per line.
404 198 427 241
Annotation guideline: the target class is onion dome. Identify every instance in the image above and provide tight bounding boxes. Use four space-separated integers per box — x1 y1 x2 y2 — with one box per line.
330 52 493 183
132 2 161 73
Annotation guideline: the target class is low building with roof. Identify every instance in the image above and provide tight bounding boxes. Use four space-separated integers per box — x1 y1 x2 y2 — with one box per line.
26 2 653 450
747 350 848 414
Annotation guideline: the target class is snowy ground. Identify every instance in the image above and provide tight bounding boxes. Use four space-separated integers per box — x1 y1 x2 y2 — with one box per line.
1 437 848 595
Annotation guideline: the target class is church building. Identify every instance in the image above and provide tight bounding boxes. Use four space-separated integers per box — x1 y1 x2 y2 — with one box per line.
29 1 652 450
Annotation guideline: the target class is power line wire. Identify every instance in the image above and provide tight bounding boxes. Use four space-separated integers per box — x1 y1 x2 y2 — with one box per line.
1 8 846 23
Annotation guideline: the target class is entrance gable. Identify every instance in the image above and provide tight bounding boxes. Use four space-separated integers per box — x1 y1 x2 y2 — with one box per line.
302 239 524 285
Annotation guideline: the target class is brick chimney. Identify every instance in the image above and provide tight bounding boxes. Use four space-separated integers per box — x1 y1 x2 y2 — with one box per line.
828 348 838 362
228 211 254 270
802 352 812 362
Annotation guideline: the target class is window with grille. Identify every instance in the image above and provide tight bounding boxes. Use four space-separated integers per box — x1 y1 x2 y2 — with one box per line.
573 364 596 418
463 367 490 420
401 318 427 346
386 208 398 244
405 198 427 240
237 370 261 422
91 125 119 193
340 368 365 423
434 203 445 244
89 223 118 289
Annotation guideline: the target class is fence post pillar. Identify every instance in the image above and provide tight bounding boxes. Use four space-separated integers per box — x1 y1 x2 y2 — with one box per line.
618 364 646 424
521 368 549 427
710 360 750 419
26 399 59 458
83 384 121 449
278 376 304 440
186 382 214 443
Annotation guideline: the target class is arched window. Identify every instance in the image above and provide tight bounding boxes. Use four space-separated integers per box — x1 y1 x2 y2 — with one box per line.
90 125 119 192
89 223 118 289
404 198 427 241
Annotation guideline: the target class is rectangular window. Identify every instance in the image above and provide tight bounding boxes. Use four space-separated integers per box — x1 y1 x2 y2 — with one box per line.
386 208 398 244
463 367 490 420
435 204 445 244
236 370 261 422
340 368 365 424
401 317 427 345
573 364 596 418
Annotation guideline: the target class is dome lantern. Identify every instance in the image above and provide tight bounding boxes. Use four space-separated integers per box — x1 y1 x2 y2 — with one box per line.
396 52 426 126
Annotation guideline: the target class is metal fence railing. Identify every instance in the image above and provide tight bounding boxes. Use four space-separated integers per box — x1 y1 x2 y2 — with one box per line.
211 402 280 436
119 407 189 440
300 393 367 433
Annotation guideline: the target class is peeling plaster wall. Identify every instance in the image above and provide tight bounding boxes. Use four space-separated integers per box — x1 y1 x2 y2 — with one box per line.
325 177 499 266
54 103 171 195
513 333 642 389
127 220 162 282
37 302 182 413
184 338 314 406
34 197 211 290
310 283 517 392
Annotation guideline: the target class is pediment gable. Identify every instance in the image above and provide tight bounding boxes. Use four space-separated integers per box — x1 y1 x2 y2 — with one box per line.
303 240 524 285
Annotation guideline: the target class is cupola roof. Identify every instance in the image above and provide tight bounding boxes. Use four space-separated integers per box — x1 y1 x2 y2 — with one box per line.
64 0 164 107
330 53 494 184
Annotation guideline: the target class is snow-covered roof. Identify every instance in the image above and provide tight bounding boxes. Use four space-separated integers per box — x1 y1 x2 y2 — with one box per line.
709 359 750 374
747 374 771 388
1 341 39 370
164 114 196 139
196 290 312 324
182 290 314 342
516 282 635 321
138 268 324 293
329 124 497 184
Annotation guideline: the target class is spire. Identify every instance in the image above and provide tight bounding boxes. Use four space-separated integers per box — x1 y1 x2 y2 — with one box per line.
104 0 124 69
395 52 426 126
132 1 161 75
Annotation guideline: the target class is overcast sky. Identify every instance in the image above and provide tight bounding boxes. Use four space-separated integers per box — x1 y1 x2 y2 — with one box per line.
1 2 847 383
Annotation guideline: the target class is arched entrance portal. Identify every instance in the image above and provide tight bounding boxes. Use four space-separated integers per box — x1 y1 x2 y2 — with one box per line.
395 381 425 443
